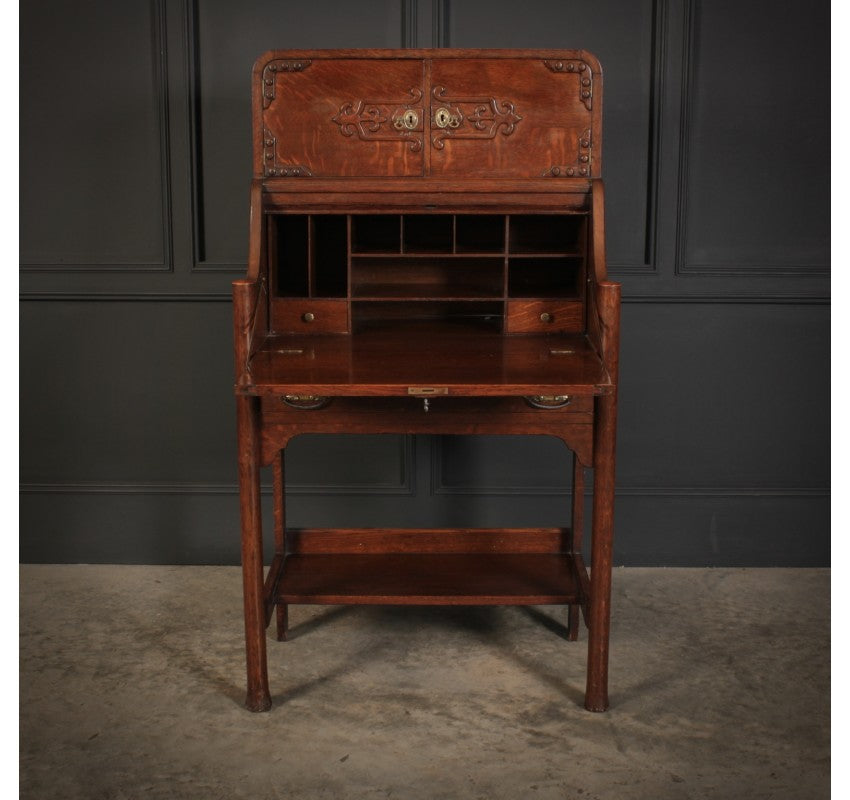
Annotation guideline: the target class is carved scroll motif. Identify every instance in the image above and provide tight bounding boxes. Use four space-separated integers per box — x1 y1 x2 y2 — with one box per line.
331 89 424 152
262 128 313 177
543 60 593 111
430 87 522 150
261 60 312 109
545 129 592 178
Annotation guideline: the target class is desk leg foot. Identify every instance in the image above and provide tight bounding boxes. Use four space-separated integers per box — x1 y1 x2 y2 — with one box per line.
567 604 580 641
584 692 609 713
276 604 289 642
245 688 272 713
585 608 610 711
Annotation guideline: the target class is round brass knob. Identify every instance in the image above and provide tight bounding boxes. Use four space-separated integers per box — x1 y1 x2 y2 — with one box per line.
302 312 315 323
540 312 553 323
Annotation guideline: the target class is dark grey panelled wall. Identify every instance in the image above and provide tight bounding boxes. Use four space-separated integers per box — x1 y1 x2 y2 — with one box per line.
20 0 830 566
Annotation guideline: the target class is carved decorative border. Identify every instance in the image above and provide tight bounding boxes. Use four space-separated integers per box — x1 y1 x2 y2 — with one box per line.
261 59 312 109
543 59 593 110
429 86 522 150
262 128 313 177
545 128 592 178
331 88 424 152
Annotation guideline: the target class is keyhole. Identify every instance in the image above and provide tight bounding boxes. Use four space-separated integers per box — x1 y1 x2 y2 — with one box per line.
434 107 459 129
395 109 419 130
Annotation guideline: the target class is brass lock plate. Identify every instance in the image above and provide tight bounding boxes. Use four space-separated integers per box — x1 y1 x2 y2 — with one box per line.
434 107 461 129
408 387 449 396
393 109 420 130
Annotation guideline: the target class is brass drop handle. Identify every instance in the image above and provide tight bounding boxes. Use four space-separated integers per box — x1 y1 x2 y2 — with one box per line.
540 312 554 323
525 395 572 409
302 312 315 323
283 395 331 410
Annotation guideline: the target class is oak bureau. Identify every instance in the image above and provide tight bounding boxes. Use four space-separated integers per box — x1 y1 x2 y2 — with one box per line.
233 49 620 712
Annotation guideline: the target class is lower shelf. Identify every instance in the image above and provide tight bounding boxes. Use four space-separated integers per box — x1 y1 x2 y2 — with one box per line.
275 553 580 605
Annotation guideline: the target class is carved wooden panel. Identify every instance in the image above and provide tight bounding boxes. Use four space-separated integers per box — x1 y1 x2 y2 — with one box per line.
428 86 523 151
331 88 425 154
259 58 426 177
256 52 600 179
428 57 599 178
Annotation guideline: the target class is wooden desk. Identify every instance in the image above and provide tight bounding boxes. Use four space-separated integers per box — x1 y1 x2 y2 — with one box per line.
234 49 620 713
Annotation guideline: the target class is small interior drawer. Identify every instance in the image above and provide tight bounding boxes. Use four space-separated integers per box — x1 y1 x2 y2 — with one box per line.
505 300 583 334
271 299 349 334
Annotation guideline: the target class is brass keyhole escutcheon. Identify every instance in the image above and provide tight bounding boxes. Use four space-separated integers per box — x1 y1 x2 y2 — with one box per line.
394 109 419 130
434 107 460 129
302 312 315 323
540 312 554 323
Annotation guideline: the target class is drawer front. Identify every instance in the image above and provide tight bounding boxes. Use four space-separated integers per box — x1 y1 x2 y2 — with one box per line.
262 395 593 416
271 299 349 334
505 300 583 334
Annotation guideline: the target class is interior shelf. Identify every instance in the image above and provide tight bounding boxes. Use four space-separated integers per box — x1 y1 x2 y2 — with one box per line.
508 257 583 298
351 251 509 259
269 212 588 333
508 214 585 254
352 287 503 300
351 256 504 299
276 552 580 605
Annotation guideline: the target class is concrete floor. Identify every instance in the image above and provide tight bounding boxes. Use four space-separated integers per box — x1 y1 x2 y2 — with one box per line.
20 565 829 799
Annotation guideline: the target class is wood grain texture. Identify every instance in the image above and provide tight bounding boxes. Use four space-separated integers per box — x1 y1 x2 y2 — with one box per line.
505 300 584 333
276 553 580 605
254 50 601 180
246 327 611 396
271 298 350 334
285 527 572 554
262 58 426 177
236 393 271 712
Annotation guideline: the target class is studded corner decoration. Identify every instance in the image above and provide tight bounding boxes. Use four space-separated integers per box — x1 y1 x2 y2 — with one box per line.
331 89 425 153
543 60 593 111
261 60 312 109
429 86 522 150
262 129 313 177
545 129 592 178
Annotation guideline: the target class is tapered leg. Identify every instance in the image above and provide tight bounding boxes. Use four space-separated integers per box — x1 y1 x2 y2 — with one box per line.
585 393 617 712
237 394 271 712
568 451 585 641
272 451 289 642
